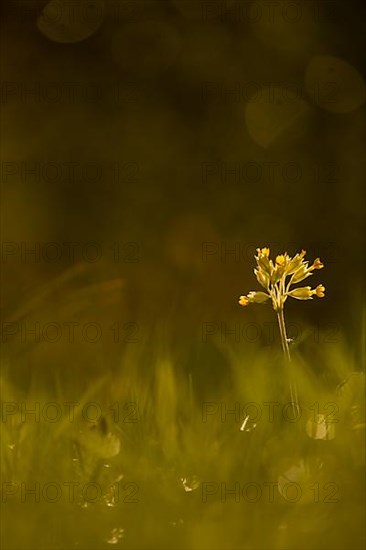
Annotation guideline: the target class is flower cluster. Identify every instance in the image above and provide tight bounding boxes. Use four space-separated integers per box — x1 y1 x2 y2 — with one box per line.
239 248 325 312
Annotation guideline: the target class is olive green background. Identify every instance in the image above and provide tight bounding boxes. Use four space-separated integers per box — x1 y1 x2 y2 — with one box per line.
0 2 365 549
1 2 365 356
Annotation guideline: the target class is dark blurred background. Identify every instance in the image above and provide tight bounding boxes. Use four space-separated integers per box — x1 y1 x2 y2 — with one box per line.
1 4 365 550
1 0 365 387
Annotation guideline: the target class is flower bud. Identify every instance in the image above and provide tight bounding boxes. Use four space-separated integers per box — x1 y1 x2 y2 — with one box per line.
286 250 307 275
291 264 312 284
254 268 270 290
271 265 283 284
255 247 271 274
239 295 249 306
287 286 313 300
275 254 287 267
247 291 271 304
310 258 324 270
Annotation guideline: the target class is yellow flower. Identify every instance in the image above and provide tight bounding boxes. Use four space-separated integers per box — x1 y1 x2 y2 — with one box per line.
270 265 281 284
310 258 324 270
254 268 270 290
291 263 312 284
247 291 271 304
287 284 325 300
239 248 325 311
285 250 306 275
275 254 287 267
314 284 325 297
255 247 272 274
287 286 313 300
257 247 270 257
239 295 249 306
239 291 270 306
273 253 289 281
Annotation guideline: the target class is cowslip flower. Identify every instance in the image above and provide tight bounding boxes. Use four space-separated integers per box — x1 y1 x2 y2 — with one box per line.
238 247 325 416
239 247 325 312
287 284 325 300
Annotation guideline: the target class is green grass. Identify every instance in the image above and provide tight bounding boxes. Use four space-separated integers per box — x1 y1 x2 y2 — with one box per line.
1 324 365 550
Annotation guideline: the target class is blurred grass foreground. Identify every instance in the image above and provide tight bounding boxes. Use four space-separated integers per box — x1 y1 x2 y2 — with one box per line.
0 262 365 550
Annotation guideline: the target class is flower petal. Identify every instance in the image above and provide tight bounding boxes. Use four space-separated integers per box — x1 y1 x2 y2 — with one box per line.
239 295 250 306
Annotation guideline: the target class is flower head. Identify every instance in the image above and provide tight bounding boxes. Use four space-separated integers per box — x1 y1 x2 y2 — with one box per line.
239 247 325 311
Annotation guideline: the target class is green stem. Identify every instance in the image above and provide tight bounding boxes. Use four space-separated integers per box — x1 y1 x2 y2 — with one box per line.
276 307 299 419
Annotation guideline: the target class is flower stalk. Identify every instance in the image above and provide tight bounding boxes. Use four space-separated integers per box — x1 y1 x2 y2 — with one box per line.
276 307 299 417
239 247 325 416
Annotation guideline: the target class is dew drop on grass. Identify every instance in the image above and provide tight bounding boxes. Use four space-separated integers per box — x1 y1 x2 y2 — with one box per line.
106 527 125 545
180 475 199 492
169 518 184 527
240 415 257 432
306 413 336 440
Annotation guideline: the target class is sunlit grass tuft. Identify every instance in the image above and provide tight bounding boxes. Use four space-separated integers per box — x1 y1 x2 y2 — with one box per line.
1 315 365 549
